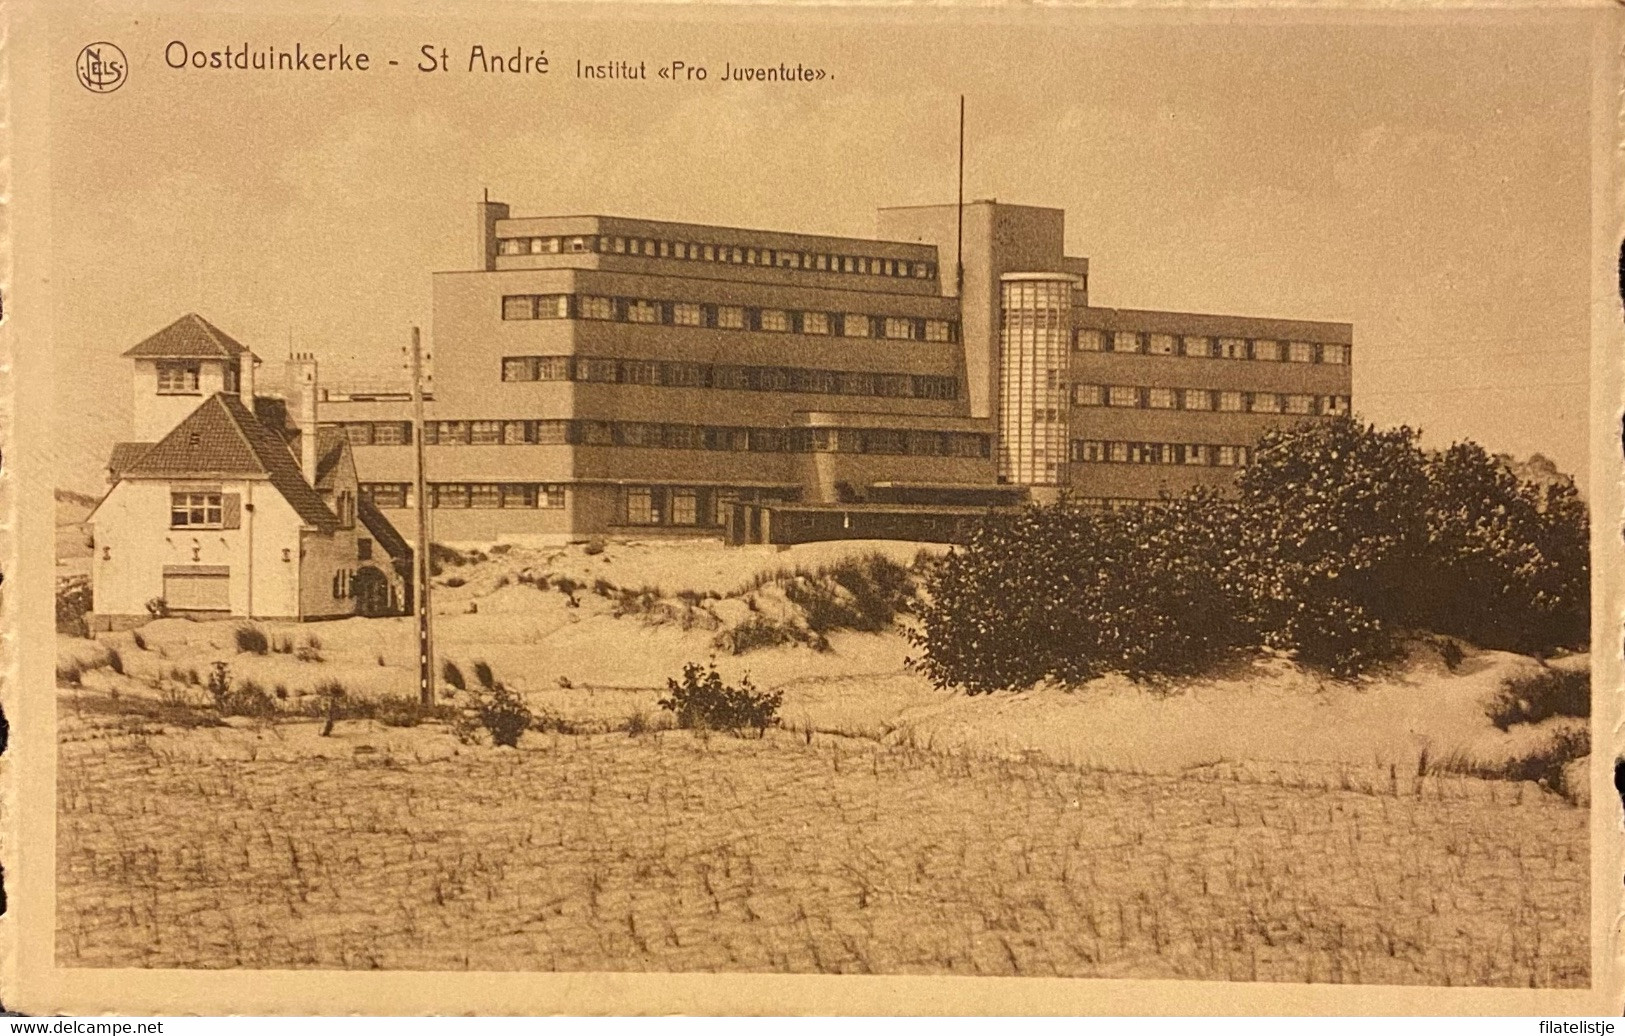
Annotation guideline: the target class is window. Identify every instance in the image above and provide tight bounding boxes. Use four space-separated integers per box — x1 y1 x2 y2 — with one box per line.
1285 394 1315 414
758 309 790 333
343 423 373 446
1322 395 1350 416
862 430 908 455
1251 393 1283 414
670 489 699 526
358 538 373 561
1182 389 1214 411
1322 344 1349 365
1147 388 1178 409
664 362 707 388
1217 446 1242 467
335 491 356 528
471 420 502 444
924 320 954 343
1108 385 1141 408
842 314 872 338
1183 444 1209 466
542 485 566 508
503 357 537 381
171 491 223 528
373 422 408 445
502 296 536 320
1073 384 1104 406
157 363 201 394
438 421 471 445
1253 339 1282 362
502 421 533 445
535 356 572 380
576 358 619 382
626 487 658 525
1218 337 1248 360
913 375 958 400
838 371 875 396
1288 342 1316 363
578 295 615 320
1147 334 1177 356
1109 442 1129 463
716 306 746 330
1218 391 1245 412
672 302 703 326
1073 440 1106 462
882 317 917 340
469 484 502 508
534 420 570 444
803 312 831 335
1110 331 1141 354
625 299 661 324
362 483 408 509
1182 335 1213 358
432 484 469 508
1075 329 1105 352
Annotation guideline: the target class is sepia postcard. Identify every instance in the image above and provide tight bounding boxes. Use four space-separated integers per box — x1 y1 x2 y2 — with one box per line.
3 0 1623 1016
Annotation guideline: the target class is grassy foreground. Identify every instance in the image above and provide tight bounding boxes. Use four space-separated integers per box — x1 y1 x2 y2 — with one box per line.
58 701 1587 984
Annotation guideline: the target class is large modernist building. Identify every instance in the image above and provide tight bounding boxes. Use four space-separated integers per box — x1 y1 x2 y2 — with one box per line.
316 198 1352 545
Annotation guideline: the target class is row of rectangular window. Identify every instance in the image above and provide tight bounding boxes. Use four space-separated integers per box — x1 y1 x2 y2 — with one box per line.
1072 385 1351 415
1075 330 1350 365
496 234 937 281
1070 440 1254 467
498 354 959 400
345 420 990 457
501 293 959 343
360 483 567 510
624 486 716 527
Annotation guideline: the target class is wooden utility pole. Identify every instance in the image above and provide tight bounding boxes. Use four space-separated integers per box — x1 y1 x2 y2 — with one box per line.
410 326 436 706
956 94 965 299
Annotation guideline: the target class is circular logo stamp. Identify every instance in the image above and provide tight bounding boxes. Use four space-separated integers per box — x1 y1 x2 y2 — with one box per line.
76 42 127 93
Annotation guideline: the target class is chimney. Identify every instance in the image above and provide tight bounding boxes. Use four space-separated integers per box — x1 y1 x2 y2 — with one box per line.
286 352 319 482
478 194 510 271
239 352 258 407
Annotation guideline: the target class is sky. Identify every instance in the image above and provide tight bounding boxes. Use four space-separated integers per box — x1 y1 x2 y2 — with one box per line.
46 6 1600 494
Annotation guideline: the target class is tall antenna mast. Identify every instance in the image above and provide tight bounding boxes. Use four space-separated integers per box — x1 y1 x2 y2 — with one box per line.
956 95 965 298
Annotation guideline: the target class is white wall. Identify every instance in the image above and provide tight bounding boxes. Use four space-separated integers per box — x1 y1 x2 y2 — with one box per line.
130 359 230 443
89 477 308 619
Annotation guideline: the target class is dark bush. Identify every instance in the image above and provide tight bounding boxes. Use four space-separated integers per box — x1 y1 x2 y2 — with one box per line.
233 624 269 655
56 576 93 637
105 647 124 675
1486 667 1590 731
472 660 497 691
911 492 1251 693
453 681 532 748
658 662 782 737
909 416 1590 690
782 555 916 634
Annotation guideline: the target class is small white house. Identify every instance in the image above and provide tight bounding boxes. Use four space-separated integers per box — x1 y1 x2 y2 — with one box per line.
88 314 410 629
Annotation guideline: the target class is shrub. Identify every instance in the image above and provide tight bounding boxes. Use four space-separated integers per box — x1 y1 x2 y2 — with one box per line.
56 576 93 637
219 678 276 719
1486 667 1590 731
658 662 782 737
713 616 826 655
56 660 84 687
453 681 532 748
105 648 124 675
314 679 348 736
443 576 467 588
1434 725 1590 803
131 631 148 652
233 624 269 655
583 538 606 556
911 492 1251 693
373 694 437 728
144 597 171 619
909 417 1591 691
472 660 497 691
782 555 916 634
294 641 323 663
204 661 231 707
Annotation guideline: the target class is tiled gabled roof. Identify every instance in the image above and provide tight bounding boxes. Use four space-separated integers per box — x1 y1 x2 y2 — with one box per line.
313 428 349 490
358 496 412 562
120 313 257 360
107 442 155 478
119 393 338 532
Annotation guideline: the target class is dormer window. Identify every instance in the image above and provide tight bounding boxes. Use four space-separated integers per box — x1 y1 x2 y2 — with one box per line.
157 362 201 394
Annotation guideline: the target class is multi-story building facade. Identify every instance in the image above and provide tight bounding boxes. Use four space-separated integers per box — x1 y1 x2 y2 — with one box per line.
319 199 1352 545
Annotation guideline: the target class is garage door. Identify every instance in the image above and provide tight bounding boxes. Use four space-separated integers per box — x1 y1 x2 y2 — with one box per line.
162 565 230 612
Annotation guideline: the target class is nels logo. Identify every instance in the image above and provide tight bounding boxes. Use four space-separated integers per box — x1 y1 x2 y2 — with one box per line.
76 42 127 93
